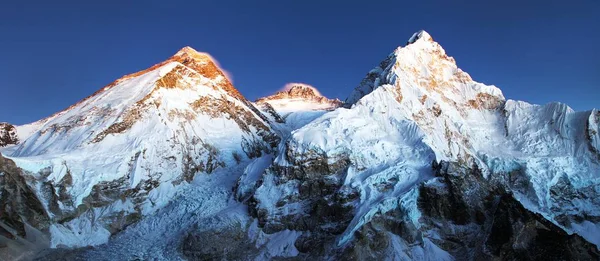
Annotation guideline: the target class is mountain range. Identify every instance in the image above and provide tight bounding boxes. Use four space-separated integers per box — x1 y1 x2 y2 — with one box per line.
1 30 599 260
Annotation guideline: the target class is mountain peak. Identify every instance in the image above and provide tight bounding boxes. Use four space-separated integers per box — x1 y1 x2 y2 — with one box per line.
256 83 324 102
255 83 342 109
407 30 433 45
172 46 212 62
282 83 323 98
174 46 204 56
345 29 479 105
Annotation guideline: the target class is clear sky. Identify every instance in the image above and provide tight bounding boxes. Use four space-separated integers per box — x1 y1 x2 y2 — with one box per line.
1 0 598 124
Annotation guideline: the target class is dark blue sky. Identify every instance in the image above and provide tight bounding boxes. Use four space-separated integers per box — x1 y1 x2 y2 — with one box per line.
1 0 598 124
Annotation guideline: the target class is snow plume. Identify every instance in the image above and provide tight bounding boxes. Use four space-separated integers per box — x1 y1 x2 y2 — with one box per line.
202 53 234 84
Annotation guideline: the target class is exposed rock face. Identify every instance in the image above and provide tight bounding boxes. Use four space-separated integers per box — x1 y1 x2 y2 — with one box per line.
229 159 600 260
416 162 599 260
0 123 18 147
0 154 52 261
246 144 355 235
344 54 396 106
0 154 49 239
255 102 285 124
335 161 600 260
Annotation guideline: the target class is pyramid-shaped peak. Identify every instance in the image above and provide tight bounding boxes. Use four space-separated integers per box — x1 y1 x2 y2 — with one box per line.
173 46 212 61
167 47 232 81
345 29 473 105
407 30 433 45
175 46 201 55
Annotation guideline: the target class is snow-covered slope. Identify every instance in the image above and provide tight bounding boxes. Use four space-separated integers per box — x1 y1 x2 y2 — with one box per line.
0 46 278 248
242 30 600 259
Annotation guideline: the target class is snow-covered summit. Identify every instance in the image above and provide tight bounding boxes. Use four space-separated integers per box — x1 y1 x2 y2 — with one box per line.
256 83 341 113
407 29 432 45
173 46 209 58
257 83 337 103
281 83 322 98
253 83 342 131
345 29 498 107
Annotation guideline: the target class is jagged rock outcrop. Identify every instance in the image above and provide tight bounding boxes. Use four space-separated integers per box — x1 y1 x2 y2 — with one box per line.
255 102 285 124
245 144 355 235
0 154 52 261
0 154 49 239
0 123 18 147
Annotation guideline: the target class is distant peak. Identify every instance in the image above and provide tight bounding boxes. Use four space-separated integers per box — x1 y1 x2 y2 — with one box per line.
282 83 323 98
407 30 433 45
256 83 342 107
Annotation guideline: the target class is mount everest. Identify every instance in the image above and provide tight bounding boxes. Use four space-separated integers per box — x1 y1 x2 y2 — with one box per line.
1 30 599 260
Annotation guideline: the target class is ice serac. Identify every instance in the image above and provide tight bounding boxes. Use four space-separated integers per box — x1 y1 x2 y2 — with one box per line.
0 46 278 248
241 30 600 259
